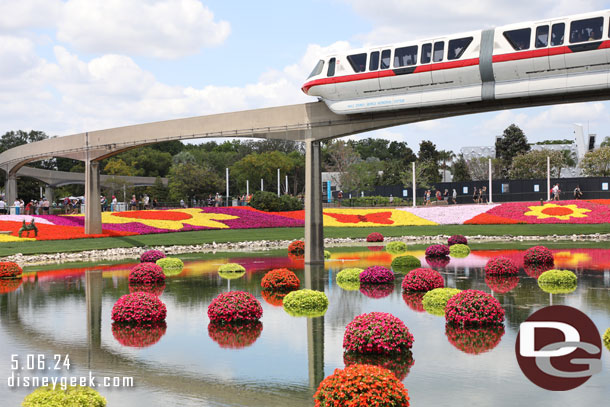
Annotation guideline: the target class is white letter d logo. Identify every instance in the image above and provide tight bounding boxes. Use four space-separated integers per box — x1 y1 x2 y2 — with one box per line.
519 321 580 357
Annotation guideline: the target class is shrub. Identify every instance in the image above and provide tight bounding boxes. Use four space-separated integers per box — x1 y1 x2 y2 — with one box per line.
445 289 505 327
402 292 425 312
261 268 300 291
604 328 610 351
344 312 414 354
422 288 462 316
112 292 167 324
0 261 22 279
336 268 364 286
524 245 554 266
208 291 262 323
449 244 470 258
343 350 414 381
425 256 450 268
425 244 450 257
140 249 165 263
249 190 303 211
402 268 444 292
484 257 518 276
359 283 394 299
360 266 394 284
445 324 505 355
128 263 165 285
391 255 421 273
22 386 106 407
156 257 184 273
208 321 263 349
112 322 167 348
538 269 578 294
313 364 410 407
128 282 165 297
448 235 468 246
288 240 305 255
218 263 246 280
366 232 384 242
283 289 328 317
386 241 407 254
324 250 331 259
485 275 519 294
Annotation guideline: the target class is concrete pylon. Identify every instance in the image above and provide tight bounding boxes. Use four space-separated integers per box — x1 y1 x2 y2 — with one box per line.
85 160 102 234
85 270 103 357
305 139 324 264
6 173 17 204
44 186 54 203
304 263 325 389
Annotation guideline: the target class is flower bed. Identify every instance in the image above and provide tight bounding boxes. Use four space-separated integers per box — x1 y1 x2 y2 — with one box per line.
283 289 328 317
385 241 408 254
313 364 410 407
336 268 364 291
208 291 262 323
129 282 165 297
523 246 554 266
422 288 461 316
111 292 167 324
324 207 435 227
128 263 165 285
22 386 106 407
261 290 288 306
425 244 450 257
475 200 610 224
445 289 505 326
343 350 414 381
343 312 414 354
402 292 425 312
112 322 167 348
485 275 519 294
449 244 470 258
445 324 505 355
391 255 421 273
603 328 610 351
261 268 300 291
360 266 394 284
208 321 263 349
288 240 305 255
366 232 384 242
537 269 578 294
425 255 450 268
0 279 22 294
140 249 165 263
156 257 184 273
448 234 468 246
0 261 22 279
359 283 394 299
218 263 246 280
402 268 444 292
484 257 518 276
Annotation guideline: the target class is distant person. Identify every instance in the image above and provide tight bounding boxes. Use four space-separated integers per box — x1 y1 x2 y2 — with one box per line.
452 188 457 204
100 195 107 212
480 186 488 204
472 187 478 203
180 199 186 208
130 195 138 210
42 198 50 214
111 195 117 212
552 184 561 201
14 198 21 215
389 194 394 204
435 190 442 201
574 185 583 199
443 189 449 202
0 198 6 215
337 190 343 207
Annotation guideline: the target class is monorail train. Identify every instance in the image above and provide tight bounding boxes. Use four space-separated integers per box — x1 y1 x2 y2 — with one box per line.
302 10 610 114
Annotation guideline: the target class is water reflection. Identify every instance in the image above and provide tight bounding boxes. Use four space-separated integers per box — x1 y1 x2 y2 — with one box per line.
445 324 505 355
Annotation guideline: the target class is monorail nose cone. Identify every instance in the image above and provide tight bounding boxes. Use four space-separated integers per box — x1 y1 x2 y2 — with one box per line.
301 84 309 95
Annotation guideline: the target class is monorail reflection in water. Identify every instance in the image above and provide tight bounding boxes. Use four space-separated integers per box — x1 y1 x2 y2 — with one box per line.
1 247 609 406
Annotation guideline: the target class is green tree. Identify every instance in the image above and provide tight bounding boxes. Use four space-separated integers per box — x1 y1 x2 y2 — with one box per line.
600 136 610 148
168 163 223 202
580 146 610 176
509 149 567 179
103 158 134 176
418 140 440 162
401 161 439 189
451 154 470 181
495 124 530 176
230 151 294 194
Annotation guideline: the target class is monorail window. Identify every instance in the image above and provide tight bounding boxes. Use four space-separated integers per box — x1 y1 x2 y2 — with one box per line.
347 53 367 73
369 51 380 71
307 60 324 78
535 25 549 48
381 49 391 69
421 43 432 64
551 23 564 46
447 37 473 60
327 58 335 77
433 42 444 62
503 28 531 51
570 17 603 43
394 45 418 67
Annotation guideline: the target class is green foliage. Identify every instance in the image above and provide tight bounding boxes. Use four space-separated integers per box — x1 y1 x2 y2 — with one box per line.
401 160 440 189
249 191 302 212
538 269 577 294
218 263 246 280
449 244 471 258
452 154 471 182
283 289 329 317
495 124 530 176
346 195 404 207
22 385 106 407
391 255 421 272
156 257 184 272
324 250 331 259
580 146 610 177
386 241 408 254
168 162 222 202
603 328 610 351
422 288 462 316
230 151 295 194
535 139 574 145
510 149 568 179
336 268 364 285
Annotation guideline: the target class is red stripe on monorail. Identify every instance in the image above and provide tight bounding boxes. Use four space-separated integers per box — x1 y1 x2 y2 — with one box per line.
413 58 479 73
492 40 610 63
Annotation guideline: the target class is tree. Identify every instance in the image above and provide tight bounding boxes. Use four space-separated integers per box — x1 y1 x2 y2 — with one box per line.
401 161 440 189
600 136 610 148
437 149 456 181
451 154 470 181
104 158 134 176
580 146 610 176
509 149 567 179
466 157 503 181
417 140 439 162
325 140 362 191
230 151 295 194
495 124 530 176
168 163 222 202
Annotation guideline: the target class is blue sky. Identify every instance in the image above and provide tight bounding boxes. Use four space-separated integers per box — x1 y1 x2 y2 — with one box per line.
1 0 610 153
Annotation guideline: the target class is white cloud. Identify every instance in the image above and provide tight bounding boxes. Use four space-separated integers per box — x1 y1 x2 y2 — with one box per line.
0 0 62 32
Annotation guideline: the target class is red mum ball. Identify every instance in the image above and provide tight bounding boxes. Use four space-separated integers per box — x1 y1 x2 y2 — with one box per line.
112 322 167 348
447 235 468 246
401 268 445 292
111 292 167 324
425 244 450 257
208 321 263 349
140 249 166 263
288 240 305 255
0 261 23 279
445 289 505 327
485 275 519 294
261 268 300 291
484 257 518 276
360 266 394 284
314 364 410 407
366 232 384 242
207 291 263 323
523 246 554 266
128 263 166 285
343 312 414 354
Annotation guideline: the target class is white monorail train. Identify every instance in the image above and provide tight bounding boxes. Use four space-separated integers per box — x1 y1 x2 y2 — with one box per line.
302 10 610 114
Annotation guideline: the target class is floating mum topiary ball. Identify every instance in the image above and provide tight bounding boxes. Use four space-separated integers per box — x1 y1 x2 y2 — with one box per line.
360 266 394 284
288 240 305 255
111 292 167 324
401 268 444 292
449 244 471 258
112 322 167 348
445 324 505 355
336 268 364 291
422 287 462 316
448 235 468 246
485 275 519 294
129 263 165 285
603 328 610 351
344 350 415 381
344 312 414 354
445 289 505 327
360 283 394 299
156 257 184 274
283 289 328 317
261 268 300 291
386 241 408 254
524 245 554 266
537 269 577 294
208 291 262 323
425 244 450 257
324 250 331 259
218 263 246 280
23 386 106 407
484 257 518 276
314 364 410 407
366 232 384 242
208 321 263 349
0 261 22 279
391 255 421 273
140 249 166 263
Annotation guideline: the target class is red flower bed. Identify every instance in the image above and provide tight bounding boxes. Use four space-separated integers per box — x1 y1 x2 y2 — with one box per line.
207 291 263 323
464 213 523 225
128 263 165 285
524 263 554 278
343 312 414 354
325 211 394 225
208 321 263 349
445 290 505 327
0 221 138 240
366 232 384 242
445 324 505 355
314 364 410 407
425 255 450 268
448 235 467 246
484 200 610 224
129 283 165 297
484 257 518 276
523 246 554 266
0 262 22 279
485 275 519 294
401 268 444 292
343 350 415 381
359 283 394 299
261 268 300 291
140 249 166 263
115 210 192 221
402 292 425 312
425 244 450 257
0 278 22 294
112 322 167 348
111 292 167 324
261 290 288 306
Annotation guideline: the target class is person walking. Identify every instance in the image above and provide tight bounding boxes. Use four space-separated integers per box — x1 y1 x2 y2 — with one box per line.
574 185 583 199
0 198 6 215
472 187 478 204
452 188 457 204
552 184 561 201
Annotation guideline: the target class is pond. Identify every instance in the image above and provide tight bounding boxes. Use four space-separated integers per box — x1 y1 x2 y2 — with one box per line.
1 245 609 406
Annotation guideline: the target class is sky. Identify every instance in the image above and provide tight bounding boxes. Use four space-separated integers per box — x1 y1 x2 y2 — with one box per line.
1 0 610 154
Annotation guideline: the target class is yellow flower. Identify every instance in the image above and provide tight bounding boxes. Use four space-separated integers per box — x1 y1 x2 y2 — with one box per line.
0 234 35 242
524 204 590 220
323 209 436 227
101 208 239 230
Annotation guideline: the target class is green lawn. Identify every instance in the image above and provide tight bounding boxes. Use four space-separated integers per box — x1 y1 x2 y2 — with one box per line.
1 224 609 256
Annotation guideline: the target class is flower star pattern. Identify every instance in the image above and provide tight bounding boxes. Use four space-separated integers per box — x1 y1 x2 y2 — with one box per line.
524 203 591 221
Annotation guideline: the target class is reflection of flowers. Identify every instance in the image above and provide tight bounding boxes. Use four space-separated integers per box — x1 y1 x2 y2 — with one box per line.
425 255 450 268
538 269 577 294
336 268 364 291
129 282 165 297
261 290 287 306
344 350 415 381
445 324 505 355
524 263 554 278
360 283 394 299
208 321 263 349
445 290 504 326
485 275 519 294
368 245 384 251
401 268 444 292
343 312 414 354
603 328 610 352
402 291 425 312
112 322 167 348
0 278 22 294
218 263 246 280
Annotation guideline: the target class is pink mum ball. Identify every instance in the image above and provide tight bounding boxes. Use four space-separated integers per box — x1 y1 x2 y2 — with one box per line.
523 246 554 266
111 292 167 324
484 257 518 276
344 312 414 354
140 249 166 263
129 263 166 285
366 232 384 242
207 291 263 323
401 268 444 292
445 289 505 327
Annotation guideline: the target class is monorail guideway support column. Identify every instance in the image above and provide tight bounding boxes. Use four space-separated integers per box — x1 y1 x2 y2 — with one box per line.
5 172 17 205
305 138 324 264
85 160 102 235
